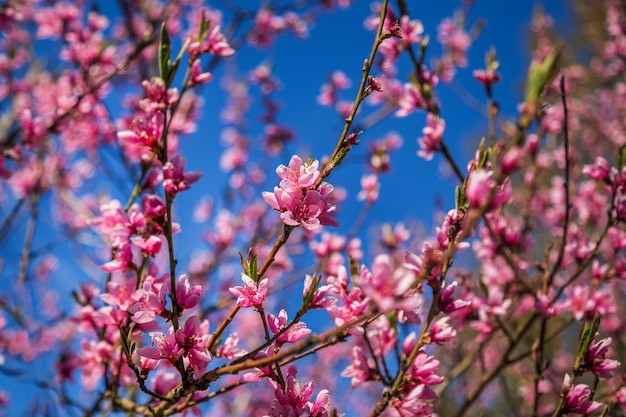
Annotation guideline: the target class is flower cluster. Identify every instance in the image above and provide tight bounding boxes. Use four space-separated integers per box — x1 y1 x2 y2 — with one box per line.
263 155 338 230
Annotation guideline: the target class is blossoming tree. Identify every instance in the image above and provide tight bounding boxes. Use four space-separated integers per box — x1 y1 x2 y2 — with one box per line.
0 0 625 416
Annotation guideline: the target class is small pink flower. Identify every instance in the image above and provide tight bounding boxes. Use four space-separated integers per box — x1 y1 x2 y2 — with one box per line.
276 155 320 192
396 83 426 117
117 112 164 152
175 316 212 374
137 329 181 367
189 59 213 85
562 374 603 414
268 309 311 344
204 24 235 56
341 345 374 387
175 274 203 311
417 113 445 161
357 173 380 203
140 77 179 112
582 334 620 379
428 316 456 344
473 69 501 88
229 273 268 308
130 235 162 255
163 155 202 195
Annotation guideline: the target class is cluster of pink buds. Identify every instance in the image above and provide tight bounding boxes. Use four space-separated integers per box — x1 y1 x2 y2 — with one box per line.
263 155 338 230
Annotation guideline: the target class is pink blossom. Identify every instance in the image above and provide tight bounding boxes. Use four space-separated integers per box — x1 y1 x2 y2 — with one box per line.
248 9 286 47
175 316 212 374
582 156 611 182
140 77 179 112
428 316 456 344
117 112 164 152
396 83 426 117
357 173 380 203
217 333 246 360
437 280 471 314
582 334 620 378
395 384 435 416
380 222 410 250
189 59 213 85
229 274 268 308
163 155 202 195
358 254 423 315
138 328 181 367
268 309 311 344
276 155 320 192
99 275 138 311
562 374 603 414
473 69 501 88
437 18 471 68
128 279 167 326
203 24 235 56
130 235 162 255
341 345 374 387
263 185 338 230
266 366 323 416
616 387 626 411
302 274 336 310
417 113 445 160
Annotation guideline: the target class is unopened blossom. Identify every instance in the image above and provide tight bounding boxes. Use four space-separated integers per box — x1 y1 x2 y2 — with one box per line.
582 334 620 378
473 68 501 88
229 273 268 308
363 75 383 97
163 155 202 195
437 280 471 314
562 374 602 415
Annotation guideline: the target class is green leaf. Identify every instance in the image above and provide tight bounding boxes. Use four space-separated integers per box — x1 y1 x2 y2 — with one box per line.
199 10 211 41
158 23 171 82
525 47 561 105
574 313 601 369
